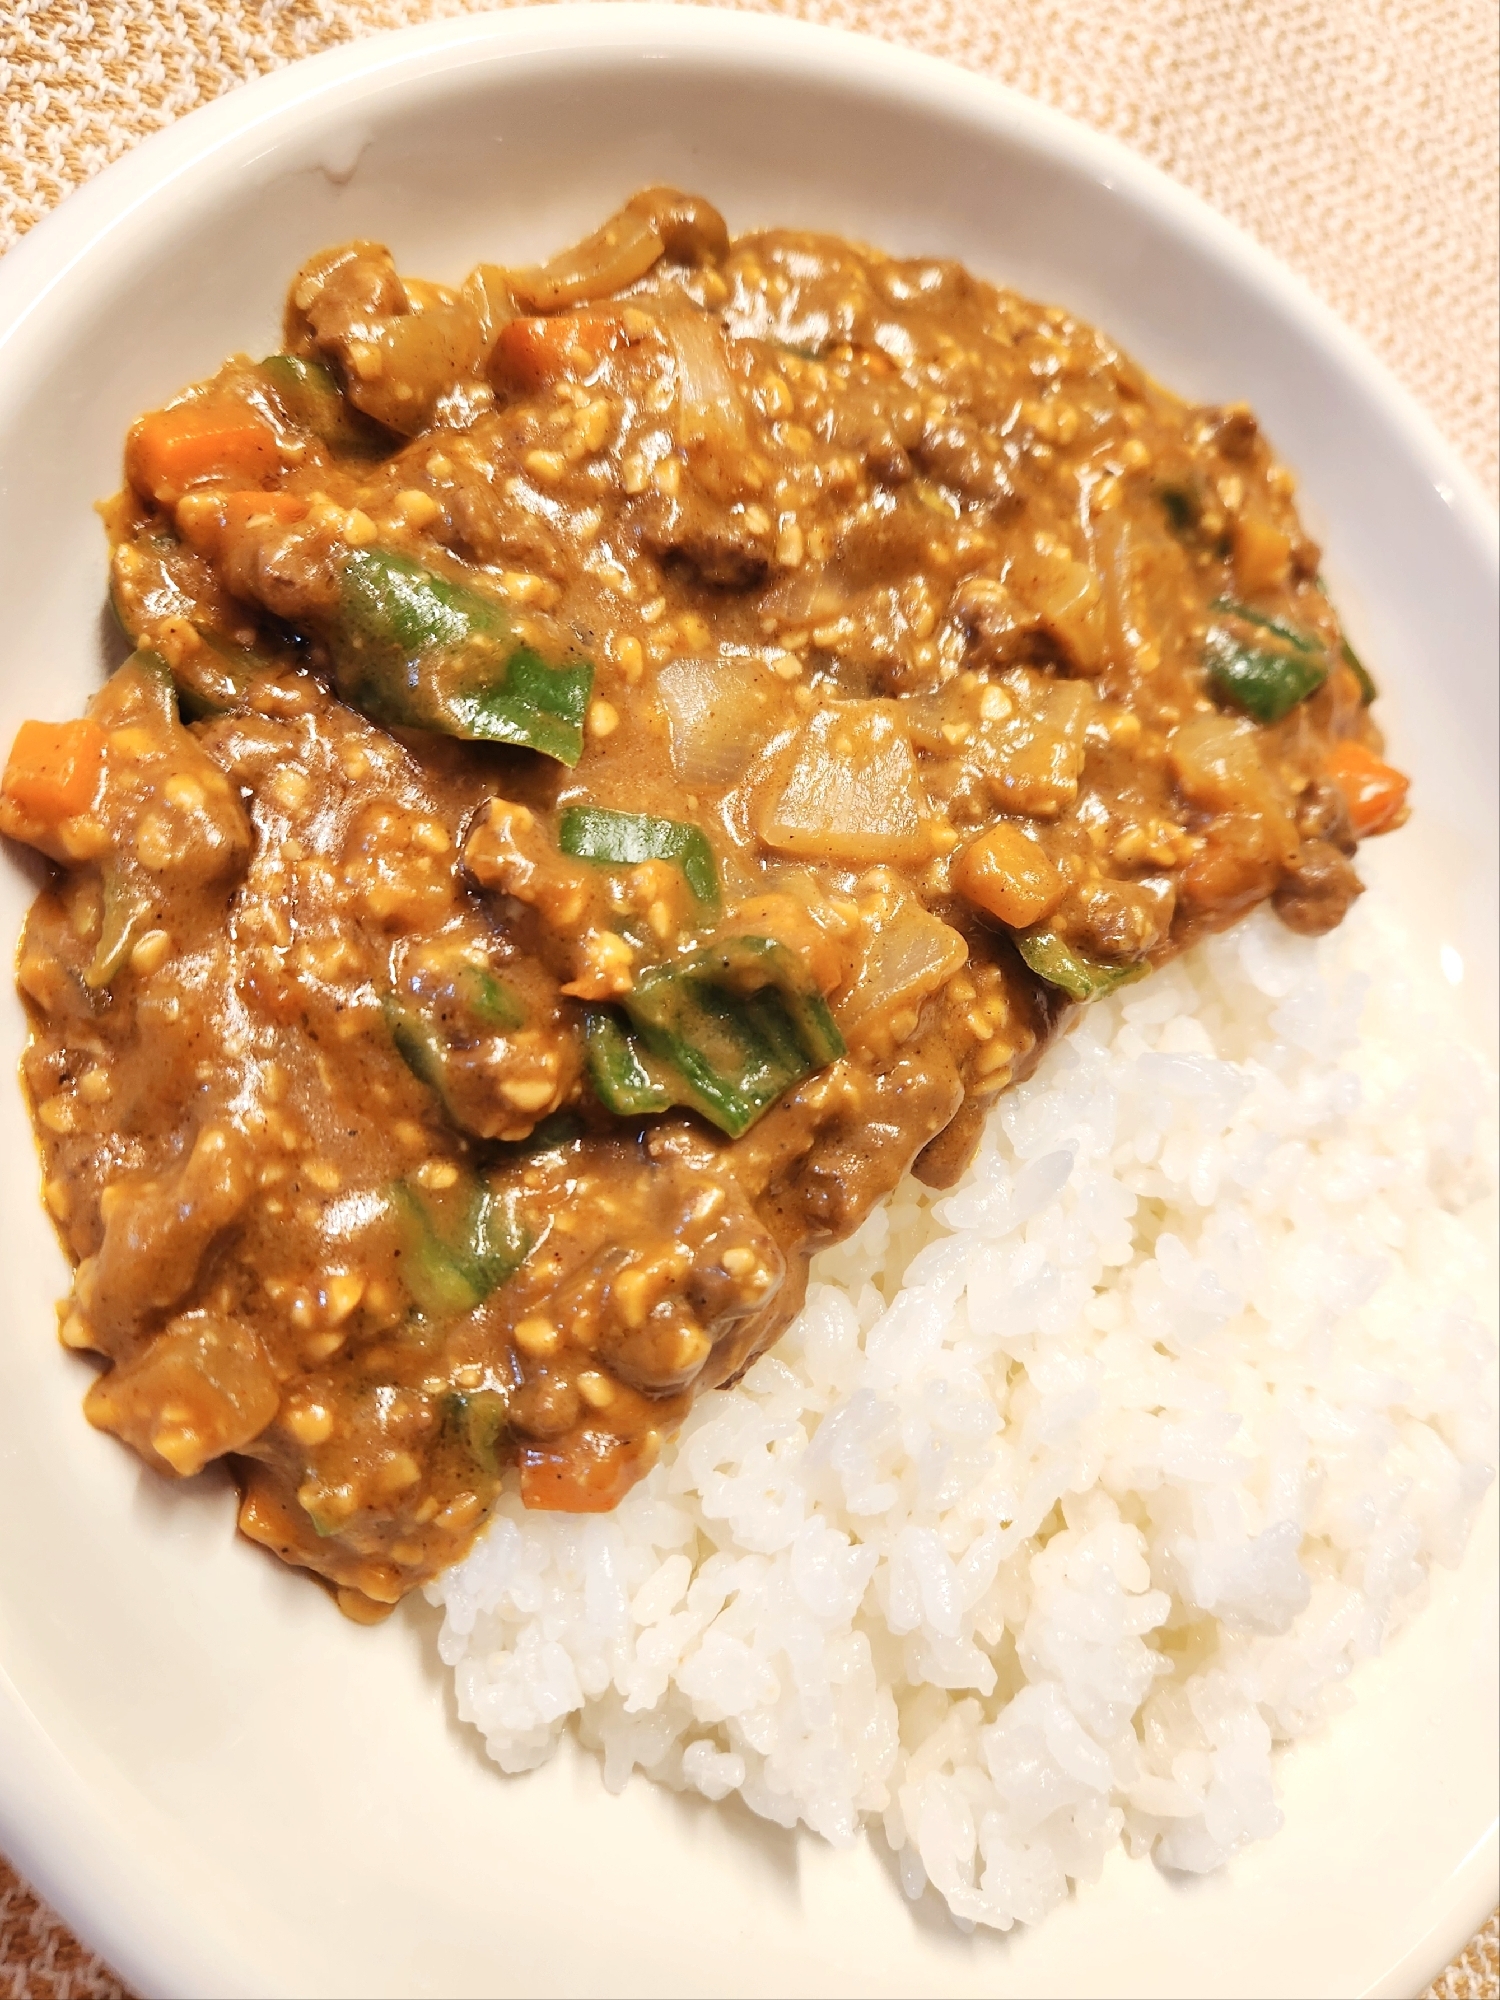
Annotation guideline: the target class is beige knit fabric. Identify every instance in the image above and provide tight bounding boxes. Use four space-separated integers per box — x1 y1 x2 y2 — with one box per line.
0 3 1496 1995
1 0 1496 497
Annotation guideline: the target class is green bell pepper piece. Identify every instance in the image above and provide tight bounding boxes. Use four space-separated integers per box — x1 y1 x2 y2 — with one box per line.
260 354 388 456
1015 927 1148 1003
457 964 527 1031
623 984 813 1138
1203 599 1328 724
177 629 280 719
386 999 447 1099
559 804 721 909
679 936 845 1065
392 1178 529 1320
84 653 178 990
1211 599 1323 653
85 861 153 990
333 547 593 765
501 1108 585 1155
123 648 179 723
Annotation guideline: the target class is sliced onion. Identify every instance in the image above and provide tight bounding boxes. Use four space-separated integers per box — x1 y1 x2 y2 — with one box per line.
665 311 748 454
1169 712 1273 813
755 703 932 866
658 654 787 792
629 187 729 265
349 300 486 435
1169 712 1298 861
838 900 969 1037
510 207 666 313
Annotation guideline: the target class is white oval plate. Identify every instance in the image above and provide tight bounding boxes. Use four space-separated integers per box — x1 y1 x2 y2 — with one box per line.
0 10 1494 1997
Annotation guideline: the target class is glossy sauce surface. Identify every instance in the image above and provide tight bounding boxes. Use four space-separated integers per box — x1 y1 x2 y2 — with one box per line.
0 191 1406 1617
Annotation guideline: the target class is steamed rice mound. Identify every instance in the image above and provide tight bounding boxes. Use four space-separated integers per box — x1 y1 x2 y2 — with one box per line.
428 895 1498 1932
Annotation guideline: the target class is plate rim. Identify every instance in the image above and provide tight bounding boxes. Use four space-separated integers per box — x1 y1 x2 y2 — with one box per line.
0 8 1493 1996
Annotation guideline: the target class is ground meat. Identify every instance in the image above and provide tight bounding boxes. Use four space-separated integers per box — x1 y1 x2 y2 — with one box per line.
1273 839 1365 934
2 188 1406 1618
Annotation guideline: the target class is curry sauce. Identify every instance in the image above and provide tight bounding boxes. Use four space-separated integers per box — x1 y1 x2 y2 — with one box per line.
0 190 1408 1620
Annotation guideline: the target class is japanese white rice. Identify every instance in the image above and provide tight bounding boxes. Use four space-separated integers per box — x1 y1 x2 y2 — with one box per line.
427 894 1498 1933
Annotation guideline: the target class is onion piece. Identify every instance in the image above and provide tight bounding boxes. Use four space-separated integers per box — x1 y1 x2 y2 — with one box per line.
630 187 729 265
345 299 486 435
462 262 516 346
509 188 728 312
756 702 932 866
510 208 666 313
1001 535 1106 675
1168 712 1298 864
665 310 749 454
658 654 787 792
837 898 969 1039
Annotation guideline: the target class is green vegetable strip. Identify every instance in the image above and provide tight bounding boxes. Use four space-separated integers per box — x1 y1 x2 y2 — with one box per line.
684 937 845 1065
111 545 275 717
86 861 153 990
127 649 179 724
1204 628 1326 724
1202 601 1327 725
260 354 386 455
385 998 447 1100
384 973 527 1130
393 1179 529 1319
177 630 279 719
616 934 847 1138
459 964 527 1031
559 804 721 908
583 1008 673 1116
84 653 180 989
1209 598 1323 653
333 548 593 764
623 982 813 1138
498 1109 585 1156
1340 637 1377 705
443 1388 507 1474
1014 927 1148 1003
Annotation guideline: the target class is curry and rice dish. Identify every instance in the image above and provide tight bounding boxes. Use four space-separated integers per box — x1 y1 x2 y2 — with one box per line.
0 190 1409 1625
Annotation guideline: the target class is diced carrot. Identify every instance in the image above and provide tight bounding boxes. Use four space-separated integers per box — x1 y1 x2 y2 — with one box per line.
1232 513 1293 595
952 822 1064 929
127 402 280 505
1325 738 1410 837
2 717 106 822
491 312 623 393
518 1433 646 1513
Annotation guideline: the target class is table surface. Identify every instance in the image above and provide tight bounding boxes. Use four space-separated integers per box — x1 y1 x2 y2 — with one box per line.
0 2 1496 1996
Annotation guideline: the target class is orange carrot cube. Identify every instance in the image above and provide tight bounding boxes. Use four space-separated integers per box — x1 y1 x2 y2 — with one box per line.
127 402 280 505
1325 739 1410 837
2 717 107 822
518 1433 646 1512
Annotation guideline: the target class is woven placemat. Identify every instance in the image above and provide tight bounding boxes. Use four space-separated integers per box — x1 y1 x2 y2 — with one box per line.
3 0 1496 499
0 4 1496 1996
